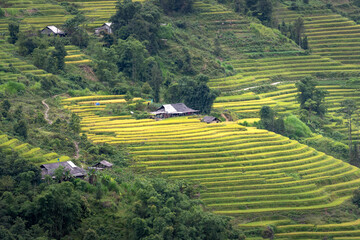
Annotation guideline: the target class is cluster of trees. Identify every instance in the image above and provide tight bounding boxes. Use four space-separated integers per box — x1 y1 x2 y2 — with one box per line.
165 75 220 114
296 77 328 128
230 0 273 26
110 0 161 53
0 147 244 240
278 18 309 50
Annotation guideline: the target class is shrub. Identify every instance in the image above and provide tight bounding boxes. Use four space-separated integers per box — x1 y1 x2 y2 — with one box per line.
0 81 26 95
284 115 312 139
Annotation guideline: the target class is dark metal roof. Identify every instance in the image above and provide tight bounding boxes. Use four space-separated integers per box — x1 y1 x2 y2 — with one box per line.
202 116 219 123
41 161 86 178
151 103 199 115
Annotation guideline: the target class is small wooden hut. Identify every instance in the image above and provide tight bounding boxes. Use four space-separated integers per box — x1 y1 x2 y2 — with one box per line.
95 23 112 35
202 116 221 124
40 161 86 179
40 26 66 36
93 160 113 169
150 103 199 118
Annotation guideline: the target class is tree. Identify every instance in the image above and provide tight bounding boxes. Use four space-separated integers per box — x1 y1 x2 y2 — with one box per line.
292 17 304 46
63 14 89 48
52 40 67 71
69 113 81 133
1 100 11 118
158 0 194 14
144 57 163 102
296 77 328 118
338 99 358 161
165 75 219 114
14 120 28 139
260 106 275 131
8 22 19 44
110 0 161 53
302 35 309 50
30 182 88 239
114 37 149 81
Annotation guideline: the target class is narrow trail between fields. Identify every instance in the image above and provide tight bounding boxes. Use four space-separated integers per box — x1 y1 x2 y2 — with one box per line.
73 141 80 159
42 95 81 161
41 99 53 125
221 113 229 122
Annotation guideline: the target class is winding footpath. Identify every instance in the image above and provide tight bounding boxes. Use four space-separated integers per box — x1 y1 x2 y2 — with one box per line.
41 99 53 125
42 97 80 160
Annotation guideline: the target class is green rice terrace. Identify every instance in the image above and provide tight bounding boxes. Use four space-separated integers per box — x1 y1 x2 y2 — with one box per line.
2 0 360 239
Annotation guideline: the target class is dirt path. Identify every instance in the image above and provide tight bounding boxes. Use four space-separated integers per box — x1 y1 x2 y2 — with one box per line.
41 99 53 125
73 141 80 159
221 113 229 122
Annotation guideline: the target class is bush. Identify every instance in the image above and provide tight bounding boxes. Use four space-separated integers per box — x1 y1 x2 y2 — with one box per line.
0 81 26 95
284 115 312 139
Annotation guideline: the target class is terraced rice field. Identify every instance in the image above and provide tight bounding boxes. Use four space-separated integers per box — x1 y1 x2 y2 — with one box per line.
213 82 360 141
49 45 92 65
0 39 52 77
69 0 146 28
304 14 360 64
62 95 360 219
209 54 360 93
0 133 69 165
274 4 360 65
274 219 360 239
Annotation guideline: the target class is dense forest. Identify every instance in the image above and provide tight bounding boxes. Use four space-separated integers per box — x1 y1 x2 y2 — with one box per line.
1 0 360 239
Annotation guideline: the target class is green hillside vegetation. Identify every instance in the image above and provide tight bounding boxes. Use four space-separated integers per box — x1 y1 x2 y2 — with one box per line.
1 0 360 239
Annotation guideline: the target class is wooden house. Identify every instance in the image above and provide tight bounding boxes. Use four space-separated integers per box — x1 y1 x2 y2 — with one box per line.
95 23 112 35
40 26 66 36
40 161 86 179
93 160 113 169
202 116 221 124
150 103 199 118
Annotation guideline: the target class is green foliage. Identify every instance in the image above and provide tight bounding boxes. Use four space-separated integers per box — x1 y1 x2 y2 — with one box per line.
303 135 349 161
296 77 328 118
353 188 360 208
30 182 89 239
165 75 219 114
110 0 161 53
63 14 89 48
8 22 19 44
13 120 28 139
284 114 312 139
0 81 25 95
244 0 273 26
52 40 67 71
119 178 242 239
157 0 194 14
278 18 309 50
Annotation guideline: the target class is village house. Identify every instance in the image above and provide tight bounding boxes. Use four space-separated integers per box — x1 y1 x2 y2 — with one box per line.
92 160 113 169
40 161 86 179
202 116 221 124
150 103 199 118
95 22 112 35
40 26 66 36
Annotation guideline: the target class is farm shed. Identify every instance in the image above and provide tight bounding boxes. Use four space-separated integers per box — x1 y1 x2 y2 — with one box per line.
93 160 113 169
40 26 66 36
95 23 112 35
150 103 199 118
40 161 86 179
202 116 221 124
